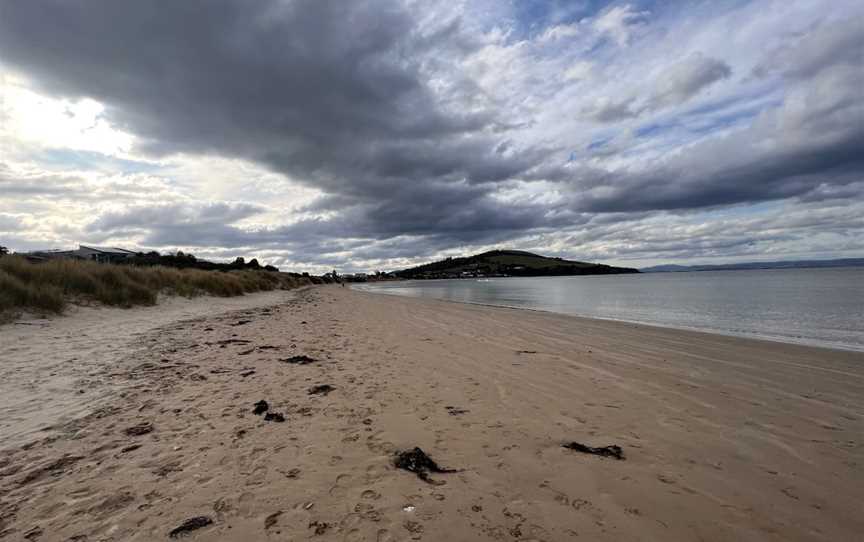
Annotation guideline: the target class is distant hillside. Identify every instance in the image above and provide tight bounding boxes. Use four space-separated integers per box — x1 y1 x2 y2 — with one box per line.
394 250 639 279
641 258 864 273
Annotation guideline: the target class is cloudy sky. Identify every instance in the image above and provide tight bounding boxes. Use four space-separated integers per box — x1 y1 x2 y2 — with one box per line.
1 0 862 272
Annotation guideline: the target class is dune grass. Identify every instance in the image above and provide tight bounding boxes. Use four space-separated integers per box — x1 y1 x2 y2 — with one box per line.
0 255 309 318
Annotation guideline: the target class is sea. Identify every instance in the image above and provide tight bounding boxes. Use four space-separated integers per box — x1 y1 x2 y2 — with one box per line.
353 267 864 352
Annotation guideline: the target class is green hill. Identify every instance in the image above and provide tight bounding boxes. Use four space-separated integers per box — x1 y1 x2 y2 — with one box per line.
394 250 639 279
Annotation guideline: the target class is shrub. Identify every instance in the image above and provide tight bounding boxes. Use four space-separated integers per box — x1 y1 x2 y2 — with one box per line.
0 270 66 314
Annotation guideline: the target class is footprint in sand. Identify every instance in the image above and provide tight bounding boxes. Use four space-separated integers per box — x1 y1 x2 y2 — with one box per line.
364 464 388 484
245 464 269 486
213 497 236 520
237 491 258 518
87 491 136 518
403 520 425 537
342 528 367 542
66 486 97 500
366 432 396 455
329 473 353 497
354 502 383 522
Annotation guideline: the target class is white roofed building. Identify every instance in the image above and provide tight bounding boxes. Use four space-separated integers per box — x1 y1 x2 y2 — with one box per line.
27 245 138 263
73 245 137 262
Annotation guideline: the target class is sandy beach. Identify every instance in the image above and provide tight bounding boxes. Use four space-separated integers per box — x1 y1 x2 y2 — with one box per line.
1 285 862 541
0 289 301 452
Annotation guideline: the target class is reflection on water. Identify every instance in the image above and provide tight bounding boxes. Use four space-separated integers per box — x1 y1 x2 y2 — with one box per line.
355 268 864 351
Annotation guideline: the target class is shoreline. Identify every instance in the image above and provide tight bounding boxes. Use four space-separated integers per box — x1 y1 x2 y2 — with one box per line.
1 286 862 541
352 276 864 353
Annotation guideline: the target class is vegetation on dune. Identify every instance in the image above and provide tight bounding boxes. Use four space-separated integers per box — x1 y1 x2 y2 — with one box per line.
0 255 312 318
125 250 281 272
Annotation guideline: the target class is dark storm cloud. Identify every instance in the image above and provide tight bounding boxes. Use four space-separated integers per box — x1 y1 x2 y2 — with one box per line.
570 16 864 213
1 1 862 263
85 202 266 247
84 190 573 254
88 202 264 232
570 129 864 213
796 182 864 204
0 0 554 247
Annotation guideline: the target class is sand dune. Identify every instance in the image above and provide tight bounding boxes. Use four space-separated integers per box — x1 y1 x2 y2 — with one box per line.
0 286 861 541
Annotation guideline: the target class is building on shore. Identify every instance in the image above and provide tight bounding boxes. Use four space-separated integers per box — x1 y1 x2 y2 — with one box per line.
27 245 138 263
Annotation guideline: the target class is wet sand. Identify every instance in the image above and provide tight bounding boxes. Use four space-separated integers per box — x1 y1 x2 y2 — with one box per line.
0 286 862 541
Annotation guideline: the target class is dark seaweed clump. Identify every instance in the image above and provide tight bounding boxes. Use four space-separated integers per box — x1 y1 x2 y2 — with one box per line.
562 441 624 460
169 516 213 538
264 412 285 423
281 355 316 365
308 384 335 396
253 400 285 422
124 422 153 437
394 447 458 485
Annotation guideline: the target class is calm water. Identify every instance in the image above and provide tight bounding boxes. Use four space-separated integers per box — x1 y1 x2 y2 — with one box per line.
355 268 864 351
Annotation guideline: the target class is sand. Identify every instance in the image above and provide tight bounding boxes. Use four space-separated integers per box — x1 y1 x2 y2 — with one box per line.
0 289 299 451
0 285 861 541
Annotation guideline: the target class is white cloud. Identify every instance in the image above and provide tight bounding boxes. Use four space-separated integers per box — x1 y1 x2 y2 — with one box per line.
592 4 649 47
650 54 731 108
538 23 581 43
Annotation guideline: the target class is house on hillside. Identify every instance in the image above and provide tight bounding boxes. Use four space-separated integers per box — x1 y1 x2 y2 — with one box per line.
27 245 138 263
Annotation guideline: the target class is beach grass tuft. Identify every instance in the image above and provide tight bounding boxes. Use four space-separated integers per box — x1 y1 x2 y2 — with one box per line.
0 255 308 318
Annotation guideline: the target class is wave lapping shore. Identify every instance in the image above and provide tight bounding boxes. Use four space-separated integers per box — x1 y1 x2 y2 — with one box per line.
1 286 862 541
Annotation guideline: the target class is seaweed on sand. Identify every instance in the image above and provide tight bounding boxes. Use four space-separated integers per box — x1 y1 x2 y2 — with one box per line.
562 441 624 460
169 516 213 538
394 447 459 485
124 422 153 437
280 355 316 365
308 384 334 395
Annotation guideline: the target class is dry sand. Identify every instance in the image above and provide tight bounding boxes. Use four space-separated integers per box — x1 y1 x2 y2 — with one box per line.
0 289 299 451
0 285 862 541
